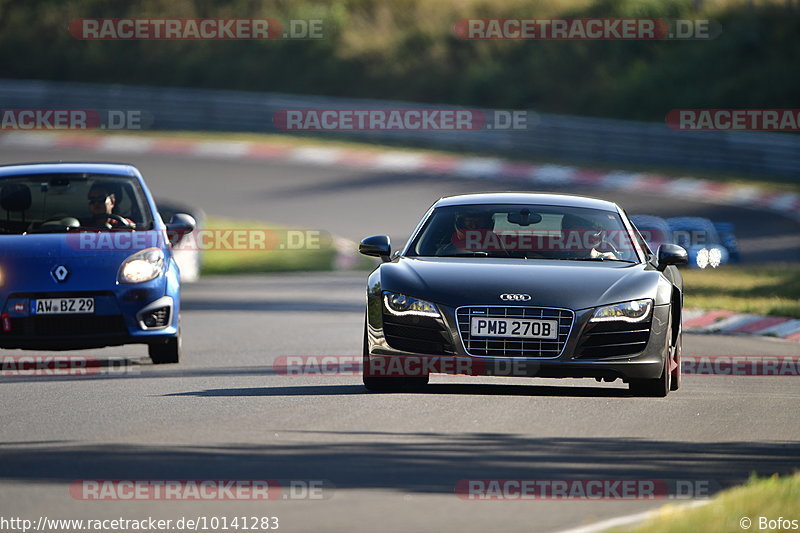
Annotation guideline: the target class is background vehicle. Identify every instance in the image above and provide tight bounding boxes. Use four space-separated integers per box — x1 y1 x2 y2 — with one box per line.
666 217 729 269
0 162 195 363
632 215 735 269
629 215 674 254
713 221 741 263
361 193 688 397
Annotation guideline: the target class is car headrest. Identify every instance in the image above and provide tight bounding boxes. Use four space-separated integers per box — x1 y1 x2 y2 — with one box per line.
0 183 32 212
560 214 591 231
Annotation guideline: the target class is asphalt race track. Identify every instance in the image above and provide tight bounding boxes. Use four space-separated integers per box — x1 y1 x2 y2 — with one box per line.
1 145 799 533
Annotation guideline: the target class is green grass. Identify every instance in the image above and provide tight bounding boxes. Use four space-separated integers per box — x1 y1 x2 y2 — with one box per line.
609 473 800 533
199 216 372 274
683 264 800 318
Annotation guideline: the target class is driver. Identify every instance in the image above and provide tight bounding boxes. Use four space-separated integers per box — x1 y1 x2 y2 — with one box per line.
86 183 135 228
436 210 507 255
560 214 617 259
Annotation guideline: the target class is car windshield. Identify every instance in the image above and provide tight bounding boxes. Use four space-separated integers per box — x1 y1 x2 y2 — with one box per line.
407 204 640 262
668 219 721 247
0 173 154 234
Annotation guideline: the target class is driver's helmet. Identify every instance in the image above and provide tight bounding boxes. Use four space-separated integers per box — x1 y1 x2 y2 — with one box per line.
454 211 494 232
560 214 604 248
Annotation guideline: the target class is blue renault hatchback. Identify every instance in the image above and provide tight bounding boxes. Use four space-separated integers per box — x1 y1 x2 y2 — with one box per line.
0 162 195 363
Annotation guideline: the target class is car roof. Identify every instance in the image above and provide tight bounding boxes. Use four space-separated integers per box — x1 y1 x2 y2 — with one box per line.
630 214 670 227
0 162 138 179
666 216 714 229
433 192 620 212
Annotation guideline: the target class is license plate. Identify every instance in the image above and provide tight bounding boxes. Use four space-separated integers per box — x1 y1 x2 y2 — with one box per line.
32 298 95 315
470 317 558 339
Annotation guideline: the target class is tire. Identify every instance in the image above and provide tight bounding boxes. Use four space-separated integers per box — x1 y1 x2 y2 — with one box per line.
670 326 682 391
629 311 672 397
629 354 670 397
362 325 428 392
149 332 181 364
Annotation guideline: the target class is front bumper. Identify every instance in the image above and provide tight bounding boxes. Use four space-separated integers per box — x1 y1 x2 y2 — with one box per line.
366 301 671 381
0 286 178 350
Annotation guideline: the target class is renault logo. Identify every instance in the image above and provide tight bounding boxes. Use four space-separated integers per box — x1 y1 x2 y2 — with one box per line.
52 265 70 282
500 293 531 301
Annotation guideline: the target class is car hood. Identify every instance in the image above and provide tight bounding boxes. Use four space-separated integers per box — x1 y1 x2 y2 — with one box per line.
379 257 662 310
0 232 165 292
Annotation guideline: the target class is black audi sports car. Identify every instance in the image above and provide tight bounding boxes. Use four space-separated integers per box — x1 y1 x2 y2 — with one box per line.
359 193 688 396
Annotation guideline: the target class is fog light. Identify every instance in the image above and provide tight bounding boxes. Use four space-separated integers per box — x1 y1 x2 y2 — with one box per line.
142 306 170 328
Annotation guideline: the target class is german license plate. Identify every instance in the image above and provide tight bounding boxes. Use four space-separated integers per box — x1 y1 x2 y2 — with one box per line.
32 298 95 314
470 317 558 339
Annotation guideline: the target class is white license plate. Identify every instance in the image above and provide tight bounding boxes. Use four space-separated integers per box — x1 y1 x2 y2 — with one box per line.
470 317 558 339
32 298 95 315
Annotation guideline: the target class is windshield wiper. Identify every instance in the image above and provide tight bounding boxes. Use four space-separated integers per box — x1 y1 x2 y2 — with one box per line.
566 257 636 263
441 252 490 257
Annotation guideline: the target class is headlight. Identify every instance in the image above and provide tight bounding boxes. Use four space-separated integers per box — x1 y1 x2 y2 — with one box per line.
591 299 653 323
708 247 722 268
383 292 440 317
119 247 164 283
695 248 709 269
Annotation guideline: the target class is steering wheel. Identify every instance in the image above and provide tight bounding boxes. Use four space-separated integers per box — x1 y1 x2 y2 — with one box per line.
597 235 622 257
89 213 134 229
28 215 80 232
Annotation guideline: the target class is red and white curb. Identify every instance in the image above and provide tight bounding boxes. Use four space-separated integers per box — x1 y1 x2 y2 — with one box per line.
2 131 799 221
683 309 800 342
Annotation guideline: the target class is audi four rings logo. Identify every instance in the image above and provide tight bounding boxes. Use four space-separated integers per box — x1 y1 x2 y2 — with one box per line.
500 293 531 301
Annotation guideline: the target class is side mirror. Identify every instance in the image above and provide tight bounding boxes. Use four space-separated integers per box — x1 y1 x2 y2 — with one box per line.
359 235 391 262
656 243 688 271
165 213 196 246
166 213 196 233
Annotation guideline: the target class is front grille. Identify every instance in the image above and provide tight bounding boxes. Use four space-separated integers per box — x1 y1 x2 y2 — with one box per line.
456 306 573 358
382 315 455 355
575 320 651 358
7 315 128 337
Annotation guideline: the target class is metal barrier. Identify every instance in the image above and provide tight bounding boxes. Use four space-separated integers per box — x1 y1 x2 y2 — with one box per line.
1 78 798 177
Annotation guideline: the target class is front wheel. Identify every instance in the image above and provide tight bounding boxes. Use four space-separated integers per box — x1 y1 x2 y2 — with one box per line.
670 327 682 391
149 332 181 364
362 326 428 392
629 312 673 397
629 352 670 397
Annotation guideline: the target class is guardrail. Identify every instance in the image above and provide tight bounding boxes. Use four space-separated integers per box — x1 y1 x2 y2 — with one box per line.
1 78 798 178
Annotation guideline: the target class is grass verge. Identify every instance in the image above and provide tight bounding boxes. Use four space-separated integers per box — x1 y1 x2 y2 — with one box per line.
199 216 373 274
609 473 800 533
683 264 800 318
